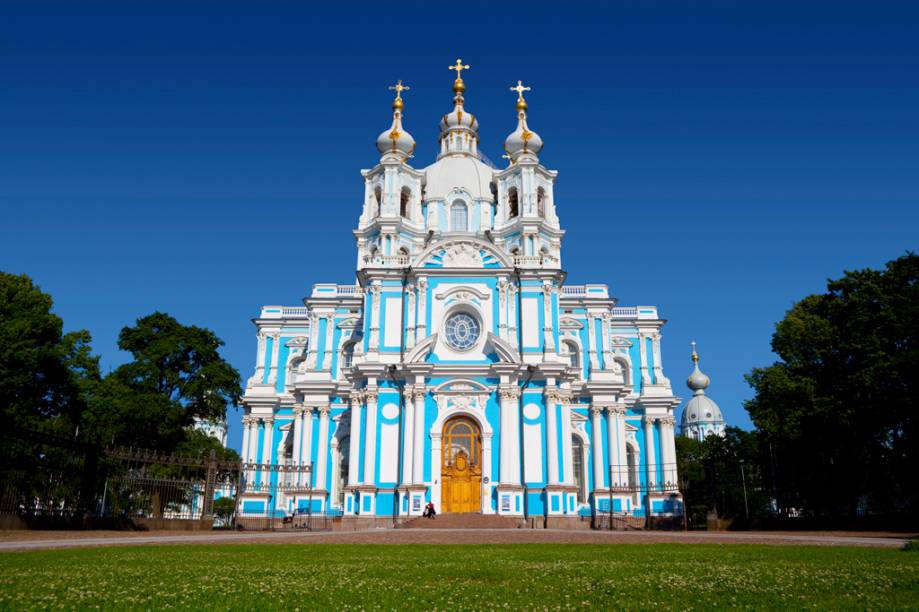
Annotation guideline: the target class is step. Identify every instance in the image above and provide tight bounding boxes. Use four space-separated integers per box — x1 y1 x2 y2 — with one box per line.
400 513 523 530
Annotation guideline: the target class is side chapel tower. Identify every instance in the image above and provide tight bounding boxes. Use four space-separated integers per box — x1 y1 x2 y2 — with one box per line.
240 61 683 526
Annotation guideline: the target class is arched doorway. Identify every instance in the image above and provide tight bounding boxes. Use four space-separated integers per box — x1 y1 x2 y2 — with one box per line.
441 416 482 513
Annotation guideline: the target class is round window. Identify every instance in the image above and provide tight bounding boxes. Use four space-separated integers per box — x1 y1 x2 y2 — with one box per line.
445 312 480 350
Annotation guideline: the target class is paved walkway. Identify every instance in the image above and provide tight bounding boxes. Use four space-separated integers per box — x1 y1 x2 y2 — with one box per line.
0 528 911 551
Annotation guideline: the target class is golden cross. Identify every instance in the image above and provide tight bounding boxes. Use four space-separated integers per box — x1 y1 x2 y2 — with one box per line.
388 80 410 99
448 58 470 79
510 80 531 100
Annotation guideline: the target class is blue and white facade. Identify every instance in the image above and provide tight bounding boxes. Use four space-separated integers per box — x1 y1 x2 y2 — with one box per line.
240 64 683 524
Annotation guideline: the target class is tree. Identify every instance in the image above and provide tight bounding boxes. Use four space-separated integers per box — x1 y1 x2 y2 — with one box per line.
81 312 242 451
676 427 768 524
745 253 919 516
0 272 98 429
213 496 236 527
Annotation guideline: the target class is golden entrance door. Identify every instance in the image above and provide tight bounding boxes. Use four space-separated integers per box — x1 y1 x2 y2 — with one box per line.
441 417 482 513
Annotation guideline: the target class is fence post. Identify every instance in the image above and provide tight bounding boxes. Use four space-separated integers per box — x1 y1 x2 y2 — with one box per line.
202 449 217 520
78 444 100 525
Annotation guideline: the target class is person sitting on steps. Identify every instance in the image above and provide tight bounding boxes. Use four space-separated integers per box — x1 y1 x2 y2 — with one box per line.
423 501 436 519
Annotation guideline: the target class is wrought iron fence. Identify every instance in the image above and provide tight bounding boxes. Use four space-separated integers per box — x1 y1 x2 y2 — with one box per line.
0 425 327 531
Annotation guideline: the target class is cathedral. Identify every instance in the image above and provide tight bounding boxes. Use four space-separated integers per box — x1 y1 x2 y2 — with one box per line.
239 61 683 527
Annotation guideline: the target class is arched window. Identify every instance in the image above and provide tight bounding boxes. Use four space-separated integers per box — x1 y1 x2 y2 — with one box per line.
563 340 580 369
537 187 546 217
450 200 468 232
444 417 480 466
508 187 519 218
373 186 382 216
400 187 411 219
572 435 585 504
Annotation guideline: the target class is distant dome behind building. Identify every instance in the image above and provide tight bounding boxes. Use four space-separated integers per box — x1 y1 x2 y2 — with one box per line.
680 342 726 440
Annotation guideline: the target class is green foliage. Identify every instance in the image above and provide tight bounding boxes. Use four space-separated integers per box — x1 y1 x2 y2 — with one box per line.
676 427 769 523
80 312 242 451
0 544 916 609
745 253 919 515
0 272 98 429
213 496 236 527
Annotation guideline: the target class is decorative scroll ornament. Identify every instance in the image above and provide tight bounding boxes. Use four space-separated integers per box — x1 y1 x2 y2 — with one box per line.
441 242 484 268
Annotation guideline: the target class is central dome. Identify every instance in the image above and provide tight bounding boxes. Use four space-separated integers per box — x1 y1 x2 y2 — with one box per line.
423 155 494 201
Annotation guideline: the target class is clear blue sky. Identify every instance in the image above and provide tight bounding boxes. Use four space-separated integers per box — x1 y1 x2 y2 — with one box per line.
2 1 917 454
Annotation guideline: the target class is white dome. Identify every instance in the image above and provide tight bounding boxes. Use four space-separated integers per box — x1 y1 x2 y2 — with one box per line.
681 394 724 429
376 102 415 162
504 85 543 162
423 155 494 201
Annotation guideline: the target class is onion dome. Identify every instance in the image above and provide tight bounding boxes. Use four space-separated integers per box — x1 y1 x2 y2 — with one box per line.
686 342 710 394
376 80 415 162
438 59 480 158
680 342 725 438
504 80 543 163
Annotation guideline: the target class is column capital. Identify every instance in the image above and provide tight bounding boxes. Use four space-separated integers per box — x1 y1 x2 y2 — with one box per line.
590 406 604 417
412 388 427 402
364 389 379 403
543 387 563 403
499 386 521 401
607 405 627 416
659 415 676 427
642 415 658 426
318 405 332 416
349 391 363 407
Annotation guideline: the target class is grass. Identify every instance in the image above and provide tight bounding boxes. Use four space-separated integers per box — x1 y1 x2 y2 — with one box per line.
0 544 917 609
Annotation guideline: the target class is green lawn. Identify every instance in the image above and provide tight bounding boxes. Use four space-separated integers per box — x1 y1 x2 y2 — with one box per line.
0 544 917 609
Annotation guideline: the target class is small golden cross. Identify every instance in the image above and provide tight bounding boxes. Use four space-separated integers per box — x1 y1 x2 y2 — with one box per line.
510 80 531 101
448 58 470 79
388 80 410 99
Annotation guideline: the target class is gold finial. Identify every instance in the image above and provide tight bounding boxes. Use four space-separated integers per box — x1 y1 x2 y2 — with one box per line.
691 341 699 362
448 58 470 95
510 80 531 112
388 79 410 111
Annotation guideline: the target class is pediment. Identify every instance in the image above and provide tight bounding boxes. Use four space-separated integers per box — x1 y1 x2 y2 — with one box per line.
416 238 512 269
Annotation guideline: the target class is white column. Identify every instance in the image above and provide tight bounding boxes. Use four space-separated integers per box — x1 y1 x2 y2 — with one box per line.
315 406 330 492
545 389 560 485
482 434 493 513
363 390 378 485
606 407 623 487
405 284 416 350
292 407 304 481
401 387 415 484
590 407 604 490
302 408 315 484
307 314 319 368
499 387 520 483
415 278 428 340
497 279 508 342
586 316 600 370
261 417 275 466
267 333 281 385
651 333 669 384
638 333 652 385
561 402 574 485
323 315 334 369
507 283 517 343
247 419 259 466
347 396 362 487
600 313 614 365
368 285 381 354
643 416 657 489
661 416 678 486
412 387 426 483
541 284 555 354
240 416 251 463
254 333 267 382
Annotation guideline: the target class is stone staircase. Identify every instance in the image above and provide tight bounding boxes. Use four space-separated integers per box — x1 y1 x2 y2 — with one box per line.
399 513 524 529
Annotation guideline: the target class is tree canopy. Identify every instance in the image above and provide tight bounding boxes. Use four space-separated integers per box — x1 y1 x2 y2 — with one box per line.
81 312 242 451
745 253 918 515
